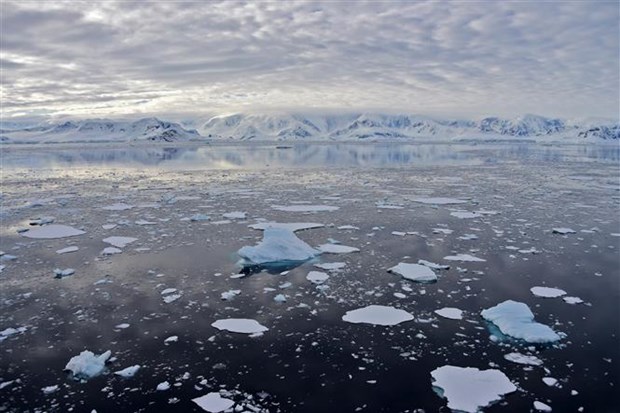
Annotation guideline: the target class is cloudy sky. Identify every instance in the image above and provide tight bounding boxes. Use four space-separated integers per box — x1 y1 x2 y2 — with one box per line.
1 1 618 120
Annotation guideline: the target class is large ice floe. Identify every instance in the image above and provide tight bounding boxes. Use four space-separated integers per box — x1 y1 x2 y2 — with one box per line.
342 305 414 326
431 365 517 413
237 228 320 265
481 300 561 343
316 244 360 254
412 197 468 205
65 350 111 380
443 253 486 262
21 225 85 239
192 392 235 412
211 319 269 334
388 263 437 282
530 286 567 298
102 236 138 248
271 204 339 212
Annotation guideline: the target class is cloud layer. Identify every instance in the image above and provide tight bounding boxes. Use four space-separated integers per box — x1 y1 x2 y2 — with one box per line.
1 1 618 119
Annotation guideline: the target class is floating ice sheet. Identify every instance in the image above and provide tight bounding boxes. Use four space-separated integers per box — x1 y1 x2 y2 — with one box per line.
114 365 140 378
192 392 235 413
306 271 329 284
342 305 414 326
65 350 111 380
443 254 486 262
481 300 561 343
248 222 324 232
271 205 339 212
316 244 359 254
435 307 463 320
211 319 268 334
388 263 437 282
413 197 468 205
103 236 138 248
504 352 544 366
238 228 320 265
531 286 567 298
21 225 85 239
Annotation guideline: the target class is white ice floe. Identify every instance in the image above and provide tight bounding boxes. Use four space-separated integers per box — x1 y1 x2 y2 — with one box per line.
156 381 170 391
306 271 329 284
56 246 79 254
316 244 360 254
0 326 27 341
164 335 178 343
542 377 558 387
534 401 553 411
271 205 339 212
102 203 134 211
443 254 486 262
435 307 463 320
102 224 117 230
388 263 437 282
433 228 454 235
337 225 359 230
103 236 138 248
481 300 561 343
450 211 482 219
249 222 324 232
431 365 517 413
563 296 584 305
342 305 414 326
314 262 346 271
42 385 59 394
192 392 235 413
417 259 450 270
413 197 467 205
221 290 241 300
190 214 211 222
376 203 404 209
53 268 75 279
162 293 182 304
114 365 140 378
530 286 567 298
65 350 112 380
21 225 85 239
114 323 130 329
274 294 287 302
238 228 320 265
223 211 246 219
101 247 122 255
503 352 544 366
552 228 576 234
211 319 269 334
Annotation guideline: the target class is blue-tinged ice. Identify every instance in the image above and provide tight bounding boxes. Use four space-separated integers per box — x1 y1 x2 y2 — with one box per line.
481 300 561 343
238 228 320 266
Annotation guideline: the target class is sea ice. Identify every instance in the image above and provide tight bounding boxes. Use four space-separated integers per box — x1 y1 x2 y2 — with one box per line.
103 236 138 248
221 290 241 300
56 246 79 254
314 262 346 271
238 228 320 265
306 271 329 284
503 352 544 366
388 263 437 282
223 211 246 219
417 259 450 270
156 381 170 391
114 365 140 378
65 350 112 380
102 203 134 211
271 205 339 212
53 268 75 279
248 222 324 232
413 197 468 205
192 392 235 413
435 307 463 320
42 385 59 394
274 294 287 302
342 305 414 326
542 377 558 387
552 228 576 234
190 214 211 222
443 254 486 262
316 244 360 254
530 286 567 298
102 247 122 255
450 211 482 219
21 225 85 239
563 296 584 305
534 401 552 411
481 300 561 343
430 365 516 413
211 319 269 334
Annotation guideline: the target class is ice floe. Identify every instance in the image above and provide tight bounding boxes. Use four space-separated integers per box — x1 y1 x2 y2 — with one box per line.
531 286 567 298
221 290 241 300
56 246 79 254
534 401 553 411
248 222 324 232
504 352 544 366
306 271 329 284
552 227 576 234
21 225 85 239
102 203 134 211
481 300 561 343
42 385 59 394
223 211 246 219
102 247 122 255
316 244 360 254
190 214 210 222
388 263 437 282
211 319 269 334
430 365 517 413
271 205 339 212
314 262 346 271
156 381 170 391
192 392 235 413
238 228 320 265
103 236 138 248
417 259 450 270
563 296 584 305
450 211 482 219
114 365 140 378
342 305 414 326
443 254 486 262
53 268 75 279
413 197 467 205
435 307 463 320
65 350 111 380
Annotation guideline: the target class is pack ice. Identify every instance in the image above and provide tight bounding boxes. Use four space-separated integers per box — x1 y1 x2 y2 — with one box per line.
192 392 235 413
238 228 320 265
21 225 85 239
211 319 269 334
65 350 112 380
481 300 561 343
431 365 516 413
388 263 437 282
530 286 567 298
342 305 414 326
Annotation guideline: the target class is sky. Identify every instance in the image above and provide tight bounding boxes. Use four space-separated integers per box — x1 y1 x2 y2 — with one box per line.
1 0 618 120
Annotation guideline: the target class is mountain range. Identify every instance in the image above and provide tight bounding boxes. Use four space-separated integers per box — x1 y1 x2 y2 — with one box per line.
1 113 618 143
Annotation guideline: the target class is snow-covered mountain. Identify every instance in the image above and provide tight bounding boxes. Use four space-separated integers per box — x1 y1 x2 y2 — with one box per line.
1 113 618 143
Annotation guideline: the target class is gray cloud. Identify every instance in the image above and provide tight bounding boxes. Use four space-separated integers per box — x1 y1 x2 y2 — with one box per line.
1 0 618 119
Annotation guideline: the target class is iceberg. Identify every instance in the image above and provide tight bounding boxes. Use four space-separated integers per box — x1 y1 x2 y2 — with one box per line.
388 263 437 282
238 228 320 265
431 365 517 413
342 305 414 326
65 350 111 380
481 300 561 343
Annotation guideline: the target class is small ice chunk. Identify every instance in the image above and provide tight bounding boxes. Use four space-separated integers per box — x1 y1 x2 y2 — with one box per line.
552 228 576 235
42 385 59 394
190 214 211 222
450 211 482 219
114 365 140 378
534 401 552 411
413 197 467 205
388 263 437 282
102 247 122 255
430 365 516 413
249 222 324 232
21 225 85 239
156 381 171 391
53 268 75 279
481 300 561 343
238 228 320 265
114 323 130 329
317 244 360 254
102 224 117 230
103 236 137 248
563 296 584 305
274 294 287 302
223 211 246 219
271 205 339 212
503 352 543 366
192 392 235 413
342 305 413 326
531 286 567 298
337 225 359 230
435 307 463 320
56 246 79 254
65 350 112 380
211 319 268 334
542 377 558 387
418 259 450 270
161 288 177 295
306 271 329 284
443 254 486 262
221 290 241 300
164 335 179 343
102 203 134 211
314 262 346 271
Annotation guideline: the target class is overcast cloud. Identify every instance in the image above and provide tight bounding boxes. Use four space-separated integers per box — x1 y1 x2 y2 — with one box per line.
1 1 618 119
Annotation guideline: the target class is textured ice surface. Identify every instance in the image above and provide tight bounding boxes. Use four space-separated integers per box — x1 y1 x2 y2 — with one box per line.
211 319 268 334
65 350 111 380
192 392 235 412
21 225 85 239
342 305 414 326
481 300 561 343
238 228 320 265
443 254 486 262
431 365 517 413
306 271 329 284
388 263 437 282
504 352 544 366
531 286 567 298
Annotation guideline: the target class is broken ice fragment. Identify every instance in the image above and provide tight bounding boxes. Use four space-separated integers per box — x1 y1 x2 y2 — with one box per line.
413 197 467 205
271 205 339 212
223 211 246 219
221 290 241 300
534 401 553 411
434 307 463 320
481 300 561 343
430 365 516 413
306 271 329 284
56 246 79 254
192 392 235 413
102 236 137 248
552 228 576 235
443 254 486 262
53 268 75 279
417 259 450 270
388 263 437 282
342 305 414 326
314 262 346 271
248 222 324 232
238 228 320 265
211 319 268 334
503 352 543 366
42 385 59 394
530 286 567 298
102 247 122 255
65 350 111 380
102 203 134 211
563 296 584 305
114 365 140 378
21 225 85 239
156 381 171 391
190 214 210 222
316 244 360 254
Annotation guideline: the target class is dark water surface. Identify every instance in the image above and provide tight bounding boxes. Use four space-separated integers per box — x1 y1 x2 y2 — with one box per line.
1 142 618 412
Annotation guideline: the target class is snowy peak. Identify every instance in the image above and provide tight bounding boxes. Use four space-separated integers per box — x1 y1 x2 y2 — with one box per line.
479 114 568 136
